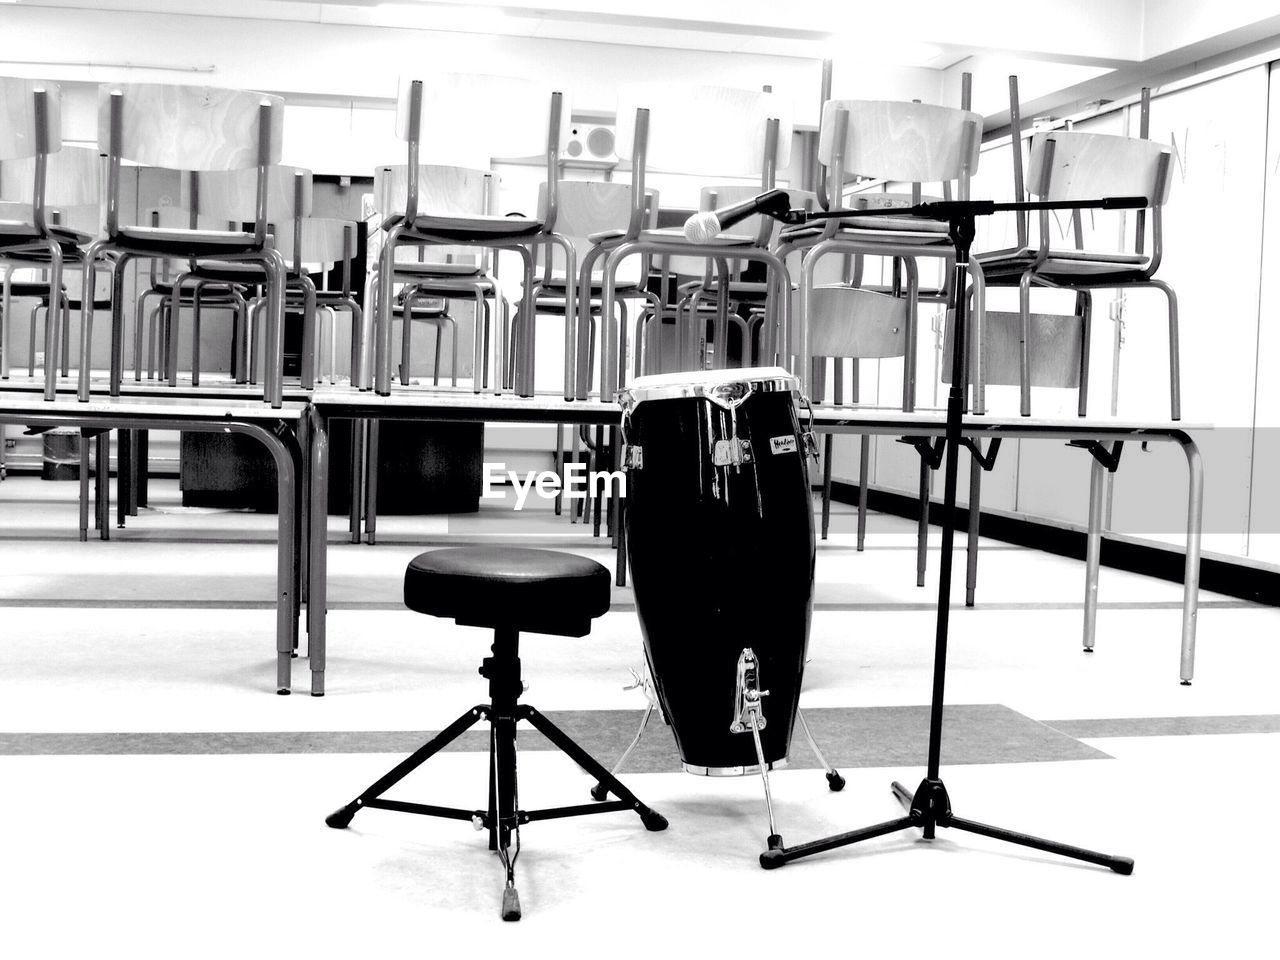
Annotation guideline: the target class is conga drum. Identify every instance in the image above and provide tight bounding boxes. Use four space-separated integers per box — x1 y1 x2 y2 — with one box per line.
620 367 816 774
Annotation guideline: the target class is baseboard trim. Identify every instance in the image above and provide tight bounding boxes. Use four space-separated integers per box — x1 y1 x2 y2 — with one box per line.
829 480 1280 607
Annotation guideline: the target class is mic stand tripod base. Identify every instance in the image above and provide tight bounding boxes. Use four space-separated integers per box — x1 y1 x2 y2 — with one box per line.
759 777 1133 874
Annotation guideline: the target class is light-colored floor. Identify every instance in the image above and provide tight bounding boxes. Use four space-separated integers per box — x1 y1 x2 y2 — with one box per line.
0 473 1276 957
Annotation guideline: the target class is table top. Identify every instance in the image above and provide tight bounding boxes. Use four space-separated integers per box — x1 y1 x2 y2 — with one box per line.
308 387 1204 437
811 405 1204 436
0 392 308 421
310 387 620 424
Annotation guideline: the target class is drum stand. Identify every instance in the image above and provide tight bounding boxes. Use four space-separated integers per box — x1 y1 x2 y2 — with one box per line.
594 653 847 858
756 197 1141 875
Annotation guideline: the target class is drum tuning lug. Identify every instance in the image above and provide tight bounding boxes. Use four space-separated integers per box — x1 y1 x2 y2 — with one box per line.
803 431 820 461
712 437 753 467
730 648 769 735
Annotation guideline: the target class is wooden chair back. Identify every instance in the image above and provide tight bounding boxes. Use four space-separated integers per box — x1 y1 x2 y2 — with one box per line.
0 78 60 161
274 217 355 266
1 144 99 206
1027 130 1172 206
394 74 569 163
375 163 490 218
818 99 982 184
184 165 313 223
97 83 283 170
537 179 640 282
615 83 792 177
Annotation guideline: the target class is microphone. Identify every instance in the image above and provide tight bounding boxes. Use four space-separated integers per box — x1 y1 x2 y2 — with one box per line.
683 189 792 244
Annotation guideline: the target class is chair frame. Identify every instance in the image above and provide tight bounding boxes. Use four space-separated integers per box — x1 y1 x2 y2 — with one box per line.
369 79 564 398
0 83 85 400
77 86 289 407
981 81 1177 419
583 108 794 401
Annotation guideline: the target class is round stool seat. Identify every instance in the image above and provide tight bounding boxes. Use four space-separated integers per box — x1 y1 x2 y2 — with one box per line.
404 546 611 637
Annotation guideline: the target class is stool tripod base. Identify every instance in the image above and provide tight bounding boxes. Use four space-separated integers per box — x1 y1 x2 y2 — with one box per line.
324 699 665 920
758 776 1134 875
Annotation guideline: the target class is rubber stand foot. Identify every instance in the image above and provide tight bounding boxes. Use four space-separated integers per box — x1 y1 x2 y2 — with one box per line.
276 689 290 696
1111 858 1135 876
590 784 609 802
501 885 522 921
290 652 299 659
826 770 846 792
759 835 786 870
1180 680 1192 686
1083 648 1095 654
640 809 668 831
311 692 324 697
325 805 356 829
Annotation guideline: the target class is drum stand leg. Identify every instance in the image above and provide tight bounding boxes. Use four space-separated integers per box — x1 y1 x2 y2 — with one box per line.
797 709 845 791
591 665 661 800
732 648 785 855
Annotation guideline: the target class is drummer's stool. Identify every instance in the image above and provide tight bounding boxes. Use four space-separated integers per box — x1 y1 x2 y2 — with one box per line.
324 546 668 921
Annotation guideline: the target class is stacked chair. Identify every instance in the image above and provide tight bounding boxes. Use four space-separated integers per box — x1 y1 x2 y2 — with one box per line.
77 82 290 406
579 82 795 400
976 80 1177 419
780 92 982 575
0 80 97 401
368 74 570 398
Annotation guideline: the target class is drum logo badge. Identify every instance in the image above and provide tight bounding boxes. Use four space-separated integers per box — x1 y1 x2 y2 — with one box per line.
769 435 798 455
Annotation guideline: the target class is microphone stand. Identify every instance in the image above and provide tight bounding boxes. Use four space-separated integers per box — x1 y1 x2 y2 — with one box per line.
760 195 1145 873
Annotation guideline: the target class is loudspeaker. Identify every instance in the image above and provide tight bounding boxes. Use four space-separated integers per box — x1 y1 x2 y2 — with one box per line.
566 122 617 163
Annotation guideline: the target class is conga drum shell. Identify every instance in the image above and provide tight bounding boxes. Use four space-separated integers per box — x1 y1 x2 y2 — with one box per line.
622 368 815 773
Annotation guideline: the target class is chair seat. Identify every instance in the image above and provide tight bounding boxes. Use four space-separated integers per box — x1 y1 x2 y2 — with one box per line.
392 261 482 277
641 226 755 246
587 228 627 245
0 222 90 251
115 225 263 257
4 281 61 298
780 220 950 245
405 546 611 637
387 213 544 243
537 276 645 294
978 248 1149 278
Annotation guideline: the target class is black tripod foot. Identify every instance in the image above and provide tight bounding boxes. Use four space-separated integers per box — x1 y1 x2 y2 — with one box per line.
640 808 668 831
1180 680 1191 686
826 770 846 792
325 803 358 829
589 783 609 802
501 884 522 921
759 834 786 870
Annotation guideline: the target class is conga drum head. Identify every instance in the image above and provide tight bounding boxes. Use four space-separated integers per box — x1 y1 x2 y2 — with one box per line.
621 367 816 775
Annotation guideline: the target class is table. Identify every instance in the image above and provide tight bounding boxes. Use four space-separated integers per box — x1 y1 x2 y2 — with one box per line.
305 388 621 695
810 407 1204 683
304 389 1204 695
0 393 308 693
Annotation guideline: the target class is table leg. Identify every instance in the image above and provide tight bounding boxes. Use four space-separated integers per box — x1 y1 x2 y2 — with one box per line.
1082 457 1105 652
965 455 982 607
96 433 110 541
308 408 330 696
117 428 131 529
1179 434 1204 684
